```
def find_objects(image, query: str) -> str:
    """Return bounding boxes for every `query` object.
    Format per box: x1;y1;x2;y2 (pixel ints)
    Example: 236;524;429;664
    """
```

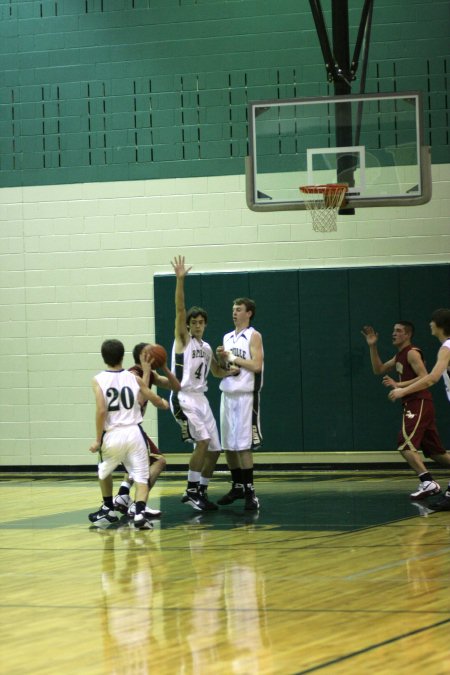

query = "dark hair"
186;306;208;326
397;321;415;337
132;342;149;365
101;339;125;367
233;297;256;321
431;308;450;336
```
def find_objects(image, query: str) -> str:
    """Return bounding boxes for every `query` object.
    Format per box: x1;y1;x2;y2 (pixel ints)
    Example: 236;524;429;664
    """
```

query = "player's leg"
113;472;134;514
239;448;259;511
124;427;153;529
217;394;246;505
420;415;450;509
177;394;220;511
196;409;221;509
398;400;441;499
179;439;211;510
199;450;220;509
149;454;167;489
89;430;126;526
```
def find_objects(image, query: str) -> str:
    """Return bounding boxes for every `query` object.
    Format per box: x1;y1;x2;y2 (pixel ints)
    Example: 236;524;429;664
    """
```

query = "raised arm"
361;325;395;375
171;255;192;352
389;344;450;401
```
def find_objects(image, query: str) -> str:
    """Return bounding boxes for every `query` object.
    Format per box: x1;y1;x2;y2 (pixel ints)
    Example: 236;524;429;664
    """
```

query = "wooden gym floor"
1;472;449;675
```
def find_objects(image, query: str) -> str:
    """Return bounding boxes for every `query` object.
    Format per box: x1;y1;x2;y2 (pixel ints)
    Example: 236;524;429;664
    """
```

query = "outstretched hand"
171;255;192;278
361;325;378;346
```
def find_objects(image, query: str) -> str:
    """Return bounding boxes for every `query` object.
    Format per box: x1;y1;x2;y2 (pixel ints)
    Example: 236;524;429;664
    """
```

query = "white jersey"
442;338;450;402
171;335;212;394
95;369;143;431
220;326;263;394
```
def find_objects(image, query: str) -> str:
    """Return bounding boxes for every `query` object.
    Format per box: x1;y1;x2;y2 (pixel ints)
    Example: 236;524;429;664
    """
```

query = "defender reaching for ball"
88;339;170;530
113;341;180;518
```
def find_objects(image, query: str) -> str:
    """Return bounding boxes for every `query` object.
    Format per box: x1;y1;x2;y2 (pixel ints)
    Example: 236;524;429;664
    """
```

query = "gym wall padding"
155;263;450;453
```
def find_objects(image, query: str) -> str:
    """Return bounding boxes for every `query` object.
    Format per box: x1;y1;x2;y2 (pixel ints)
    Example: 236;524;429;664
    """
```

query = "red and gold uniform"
395;345;445;455
129;364;163;465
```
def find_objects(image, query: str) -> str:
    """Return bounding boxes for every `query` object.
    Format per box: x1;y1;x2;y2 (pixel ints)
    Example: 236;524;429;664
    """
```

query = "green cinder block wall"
1;0;449;187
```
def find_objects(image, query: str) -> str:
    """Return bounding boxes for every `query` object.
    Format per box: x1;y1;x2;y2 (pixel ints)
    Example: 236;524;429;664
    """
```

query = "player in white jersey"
204;297;264;511
169;256;236;512
88;339;169;529
389;308;450;511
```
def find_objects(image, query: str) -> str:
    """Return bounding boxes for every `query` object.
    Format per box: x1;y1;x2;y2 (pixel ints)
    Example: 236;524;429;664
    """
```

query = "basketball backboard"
246;92;431;212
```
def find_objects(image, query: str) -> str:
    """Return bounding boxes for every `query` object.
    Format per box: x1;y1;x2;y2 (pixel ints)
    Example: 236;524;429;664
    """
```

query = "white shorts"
220;391;262;452
98;425;150;484
170;391;221;452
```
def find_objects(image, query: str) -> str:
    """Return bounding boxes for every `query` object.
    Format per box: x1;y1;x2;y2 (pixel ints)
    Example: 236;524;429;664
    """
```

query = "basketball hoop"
299;184;348;232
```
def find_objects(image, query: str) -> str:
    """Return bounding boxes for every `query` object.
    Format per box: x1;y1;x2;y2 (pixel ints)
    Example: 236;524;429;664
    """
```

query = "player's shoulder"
249;326;262;340
408;345;423;357
201;339;212;353
120;369;140;384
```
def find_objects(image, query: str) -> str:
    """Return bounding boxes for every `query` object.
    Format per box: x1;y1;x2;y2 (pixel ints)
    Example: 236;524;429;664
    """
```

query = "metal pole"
332;0;355;213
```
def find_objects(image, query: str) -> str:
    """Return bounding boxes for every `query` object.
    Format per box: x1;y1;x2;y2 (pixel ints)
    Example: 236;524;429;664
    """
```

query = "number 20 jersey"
95;369;143;431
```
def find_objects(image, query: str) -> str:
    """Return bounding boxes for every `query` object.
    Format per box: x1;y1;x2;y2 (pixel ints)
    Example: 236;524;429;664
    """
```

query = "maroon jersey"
128;365;155;414
128;365;162;462
395;345;432;403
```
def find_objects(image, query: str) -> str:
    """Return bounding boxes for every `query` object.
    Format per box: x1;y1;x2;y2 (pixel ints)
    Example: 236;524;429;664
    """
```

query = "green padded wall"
155;263;450;453
1;0;449;187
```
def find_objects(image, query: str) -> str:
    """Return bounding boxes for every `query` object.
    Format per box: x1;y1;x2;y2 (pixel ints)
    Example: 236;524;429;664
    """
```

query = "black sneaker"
182;489;208;512
198;488;219;511
217;484;245;505
88;506;119;527
244;487;260;511
430;492;450;511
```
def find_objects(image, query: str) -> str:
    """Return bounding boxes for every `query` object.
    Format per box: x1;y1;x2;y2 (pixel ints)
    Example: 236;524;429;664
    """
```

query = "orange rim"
300;183;348;195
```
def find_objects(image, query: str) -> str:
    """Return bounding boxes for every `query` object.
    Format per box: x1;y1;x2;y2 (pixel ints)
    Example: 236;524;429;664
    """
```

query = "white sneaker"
113;494;133;514
133;512;154;530
410;480;441;500
127;502;161;517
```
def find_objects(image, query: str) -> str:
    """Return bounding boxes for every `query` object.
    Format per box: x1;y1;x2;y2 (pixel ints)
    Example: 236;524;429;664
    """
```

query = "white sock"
188;470;201;483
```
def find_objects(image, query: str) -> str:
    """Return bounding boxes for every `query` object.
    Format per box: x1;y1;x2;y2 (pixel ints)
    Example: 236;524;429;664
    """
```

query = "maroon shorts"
144;433;165;466
397;398;445;456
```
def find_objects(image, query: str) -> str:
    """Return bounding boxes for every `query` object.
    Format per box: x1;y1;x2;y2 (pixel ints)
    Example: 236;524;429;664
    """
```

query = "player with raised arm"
361;322;450;500
169;255;235;512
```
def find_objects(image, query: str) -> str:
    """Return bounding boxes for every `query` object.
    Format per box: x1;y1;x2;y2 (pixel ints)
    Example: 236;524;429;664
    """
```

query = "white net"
300;184;348;232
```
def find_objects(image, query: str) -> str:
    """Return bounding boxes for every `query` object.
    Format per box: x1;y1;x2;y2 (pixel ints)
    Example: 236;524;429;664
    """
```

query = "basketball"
147;343;167;369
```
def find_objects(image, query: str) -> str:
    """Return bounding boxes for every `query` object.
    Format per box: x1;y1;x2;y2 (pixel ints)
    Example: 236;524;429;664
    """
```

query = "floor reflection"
98;522;273;674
